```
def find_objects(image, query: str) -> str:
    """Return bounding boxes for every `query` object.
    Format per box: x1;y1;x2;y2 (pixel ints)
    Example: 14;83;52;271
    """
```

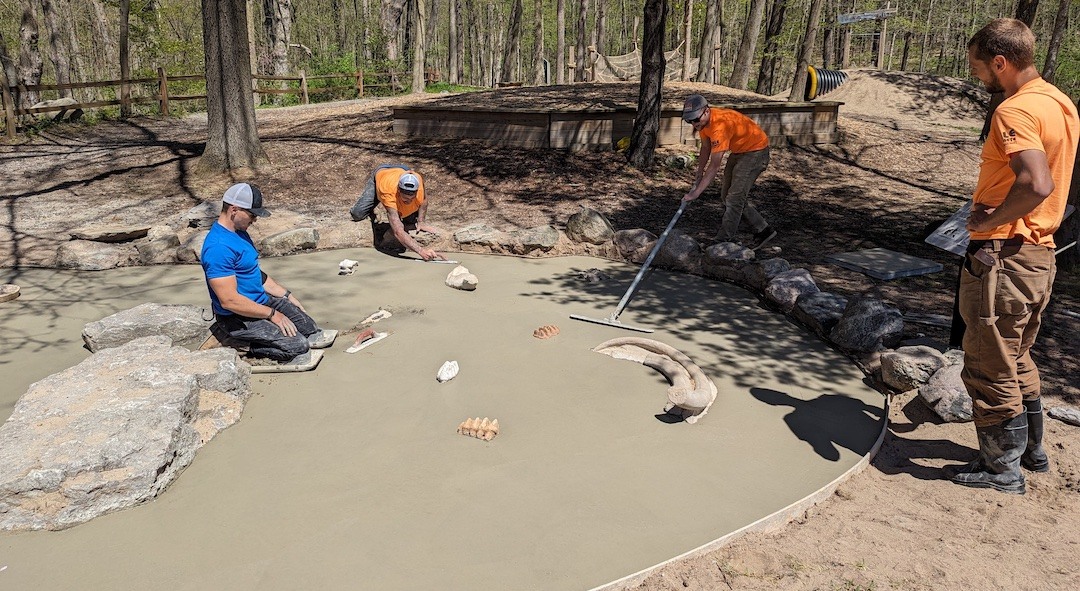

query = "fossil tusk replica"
592;337;718;424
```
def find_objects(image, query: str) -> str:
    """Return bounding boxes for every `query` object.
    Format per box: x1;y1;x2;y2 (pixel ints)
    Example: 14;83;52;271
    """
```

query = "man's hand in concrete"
271;310;298;337
418;247;446;261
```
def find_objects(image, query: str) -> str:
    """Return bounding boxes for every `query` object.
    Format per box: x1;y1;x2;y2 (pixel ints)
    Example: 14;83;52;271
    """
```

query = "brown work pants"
959;241;1056;427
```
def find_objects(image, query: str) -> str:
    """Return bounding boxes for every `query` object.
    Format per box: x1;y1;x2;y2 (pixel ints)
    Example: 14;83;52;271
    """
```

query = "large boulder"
830;296;904;353
613;229;656;263
565;207;614;245
179;202;219;228
259;228;319;256
0;336;251;531
136;227;182;264
919;364;973;423
764;269;819;313
454;223;504;247
55;240;138;271
69;224;150;243
881;346;948;392
82;303;213;352
793;292;848;337
655;230;702;273
509;225;560;253
702;242;754;282
744;257;791;291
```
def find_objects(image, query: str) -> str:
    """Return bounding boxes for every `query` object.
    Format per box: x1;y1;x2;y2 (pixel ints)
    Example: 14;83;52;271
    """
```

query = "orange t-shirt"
972;78;1079;247
375;168;426;218
698;108;770;154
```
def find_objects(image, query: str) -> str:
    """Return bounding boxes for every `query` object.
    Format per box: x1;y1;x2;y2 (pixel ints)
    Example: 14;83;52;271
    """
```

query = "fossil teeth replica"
592;337;718;424
436;360;459;382
532;324;560;339
457;417;499;440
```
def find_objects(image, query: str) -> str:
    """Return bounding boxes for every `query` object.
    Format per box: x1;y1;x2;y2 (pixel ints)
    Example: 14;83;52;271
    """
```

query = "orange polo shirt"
698;108;770;154
375;168;425;218
972;78;1079;247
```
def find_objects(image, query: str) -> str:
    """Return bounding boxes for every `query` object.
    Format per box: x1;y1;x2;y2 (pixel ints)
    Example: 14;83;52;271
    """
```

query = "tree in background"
727;0;765;89
499;0;523;84
556;0;566;84
787;0;823;103
411;0;426;92
17;0;42;108
532;0;544;84
694;0;723;84
198;0;266;173
627;0;666;168
1040;0;1070;83
756;0;787;96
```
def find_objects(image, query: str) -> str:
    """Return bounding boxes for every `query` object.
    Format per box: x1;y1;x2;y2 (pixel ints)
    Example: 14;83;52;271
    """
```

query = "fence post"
355;70;363;98
300;70;309;105
157;68;170;116
2;83;15;139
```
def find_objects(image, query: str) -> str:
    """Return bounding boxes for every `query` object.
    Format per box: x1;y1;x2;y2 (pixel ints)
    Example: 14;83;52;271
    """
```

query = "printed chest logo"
1001;128;1017;145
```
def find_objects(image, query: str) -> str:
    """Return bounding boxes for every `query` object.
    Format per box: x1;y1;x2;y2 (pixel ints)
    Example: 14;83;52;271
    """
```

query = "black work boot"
943;413;1027;495
1021;398;1050;472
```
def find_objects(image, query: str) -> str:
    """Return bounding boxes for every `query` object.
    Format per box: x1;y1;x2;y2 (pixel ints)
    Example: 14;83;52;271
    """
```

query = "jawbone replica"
592;337;718;424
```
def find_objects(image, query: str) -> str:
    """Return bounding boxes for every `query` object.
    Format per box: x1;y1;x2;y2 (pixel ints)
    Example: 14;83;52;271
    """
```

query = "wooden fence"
1;69;405;139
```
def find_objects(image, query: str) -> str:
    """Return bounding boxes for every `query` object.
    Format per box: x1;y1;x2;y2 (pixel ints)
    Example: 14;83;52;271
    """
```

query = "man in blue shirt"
201;183;335;363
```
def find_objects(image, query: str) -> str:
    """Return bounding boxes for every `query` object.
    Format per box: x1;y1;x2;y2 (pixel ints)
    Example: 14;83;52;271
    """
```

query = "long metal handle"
608;200;689;321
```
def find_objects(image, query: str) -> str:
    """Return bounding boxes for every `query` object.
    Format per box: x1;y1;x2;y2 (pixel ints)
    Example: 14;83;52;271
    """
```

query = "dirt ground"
2;70;1078;590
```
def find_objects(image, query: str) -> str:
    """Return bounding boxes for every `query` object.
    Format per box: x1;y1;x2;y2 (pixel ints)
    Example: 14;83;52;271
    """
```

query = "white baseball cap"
398;173;420;192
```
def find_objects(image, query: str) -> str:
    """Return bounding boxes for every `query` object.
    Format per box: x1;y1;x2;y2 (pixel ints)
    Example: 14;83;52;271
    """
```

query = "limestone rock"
183;230;210;261
0;336;251;531
830;296;904;353
943;348;965;366
69;224;150;243
509;225;560;253
613;229;656;263
793;292;848;337
744;257;791;291
454;223;503;246
1048;406;1080;427
179;202;219;228
702;242;754;282
136;232;182;265
445;265;478;291
655;230;702;273
764;269;819;313
565;207;615;245
259;228;319;256
56;240;138;271
881;346;948;392
919;364;973;422
82;303;214;352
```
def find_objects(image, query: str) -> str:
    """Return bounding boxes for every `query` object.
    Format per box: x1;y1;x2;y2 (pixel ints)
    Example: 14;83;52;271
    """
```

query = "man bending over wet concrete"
201;183;336;364
350;164;447;261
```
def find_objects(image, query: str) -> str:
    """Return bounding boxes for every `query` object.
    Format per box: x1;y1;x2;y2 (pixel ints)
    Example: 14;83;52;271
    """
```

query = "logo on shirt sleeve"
1001;128;1017;145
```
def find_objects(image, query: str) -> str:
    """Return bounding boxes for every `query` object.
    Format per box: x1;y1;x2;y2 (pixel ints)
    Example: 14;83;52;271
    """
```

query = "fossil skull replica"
592;337;718;424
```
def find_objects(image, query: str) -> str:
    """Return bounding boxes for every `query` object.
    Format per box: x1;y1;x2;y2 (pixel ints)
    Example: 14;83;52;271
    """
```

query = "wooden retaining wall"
393;101;842;151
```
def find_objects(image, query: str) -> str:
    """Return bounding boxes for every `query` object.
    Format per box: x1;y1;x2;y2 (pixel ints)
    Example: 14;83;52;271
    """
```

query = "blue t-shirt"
200;221;269;316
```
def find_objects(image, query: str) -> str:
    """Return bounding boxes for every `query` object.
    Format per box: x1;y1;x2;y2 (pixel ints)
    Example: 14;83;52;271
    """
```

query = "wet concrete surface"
0;249;885;590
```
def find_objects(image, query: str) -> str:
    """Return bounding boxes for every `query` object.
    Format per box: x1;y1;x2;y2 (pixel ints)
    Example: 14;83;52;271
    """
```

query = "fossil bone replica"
457;417;499;440
436;360;459;382
338;259;360;275
592;337;718;424
532;324;560;339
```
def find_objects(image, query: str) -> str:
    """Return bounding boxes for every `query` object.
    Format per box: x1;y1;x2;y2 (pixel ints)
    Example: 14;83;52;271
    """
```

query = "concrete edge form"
589;395;892;591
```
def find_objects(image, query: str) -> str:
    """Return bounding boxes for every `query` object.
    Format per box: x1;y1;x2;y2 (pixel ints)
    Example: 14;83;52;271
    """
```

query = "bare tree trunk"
449;0;459;83
840;25;850;68
627;0;666;169
1014;0;1039;27
1041;0;1069;83
900;31;911;71
595;0;606;55
19;0;43;108
727;0;765;89
267;0;293;77
382;0;408;61
788;0;823;102
694;0;720;83
412;0;426;91
89;0;112;81
680;0;692;81
500;0;523;84
575;0;588;82
0;31;17;89
919;0;933;72
198;0;267;174
556;0;566;83
247;0;261;105
119;0;130;115
756;0;786;96
533;0;545;84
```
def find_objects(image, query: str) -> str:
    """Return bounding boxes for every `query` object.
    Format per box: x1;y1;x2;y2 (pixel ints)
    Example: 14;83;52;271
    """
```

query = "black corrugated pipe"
804;66;849;100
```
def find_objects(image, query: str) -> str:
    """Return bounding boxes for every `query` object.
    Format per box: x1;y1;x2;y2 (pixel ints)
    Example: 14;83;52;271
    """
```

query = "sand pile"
821;68;988;126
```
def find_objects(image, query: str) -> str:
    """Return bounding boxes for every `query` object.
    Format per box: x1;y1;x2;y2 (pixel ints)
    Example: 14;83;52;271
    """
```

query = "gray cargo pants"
214;295;319;361
716;147;770;242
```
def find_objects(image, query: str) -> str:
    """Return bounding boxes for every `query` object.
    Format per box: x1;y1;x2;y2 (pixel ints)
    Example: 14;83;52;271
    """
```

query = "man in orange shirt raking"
681;94;776;250
943;18;1079;495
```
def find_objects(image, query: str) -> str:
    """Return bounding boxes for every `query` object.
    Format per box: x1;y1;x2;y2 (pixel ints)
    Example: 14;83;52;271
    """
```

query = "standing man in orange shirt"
944;18;1079;495
681;94;776;249
350;164;447;261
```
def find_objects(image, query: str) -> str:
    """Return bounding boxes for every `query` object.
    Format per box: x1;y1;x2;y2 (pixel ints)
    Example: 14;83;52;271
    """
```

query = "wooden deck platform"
393;100;842;151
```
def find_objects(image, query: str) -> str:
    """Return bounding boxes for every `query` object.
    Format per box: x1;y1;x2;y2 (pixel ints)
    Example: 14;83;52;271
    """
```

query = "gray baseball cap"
682;95;709;122
222;183;271;217
398;173;420;192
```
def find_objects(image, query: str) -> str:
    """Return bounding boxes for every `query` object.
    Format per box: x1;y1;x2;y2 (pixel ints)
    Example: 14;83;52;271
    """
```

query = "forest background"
1;0;1078;118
